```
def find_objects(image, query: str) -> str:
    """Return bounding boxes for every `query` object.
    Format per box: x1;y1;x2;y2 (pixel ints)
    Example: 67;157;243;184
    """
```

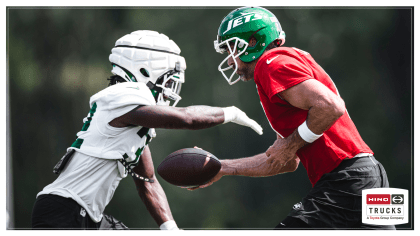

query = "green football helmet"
214;6;286;85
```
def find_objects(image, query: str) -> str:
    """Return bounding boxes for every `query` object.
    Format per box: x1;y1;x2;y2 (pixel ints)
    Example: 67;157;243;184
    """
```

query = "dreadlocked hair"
107;75;127;86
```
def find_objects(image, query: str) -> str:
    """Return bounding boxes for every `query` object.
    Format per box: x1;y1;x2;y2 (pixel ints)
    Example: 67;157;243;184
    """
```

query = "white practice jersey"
37;82;157;222
70;82;156;161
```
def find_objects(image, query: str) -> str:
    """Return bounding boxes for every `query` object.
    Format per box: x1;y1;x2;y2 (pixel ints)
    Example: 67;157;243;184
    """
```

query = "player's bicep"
277;79;341;111
111;105;190;128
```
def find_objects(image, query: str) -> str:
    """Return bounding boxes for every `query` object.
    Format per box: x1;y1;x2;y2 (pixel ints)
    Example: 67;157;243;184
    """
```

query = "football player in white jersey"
31;30;263;229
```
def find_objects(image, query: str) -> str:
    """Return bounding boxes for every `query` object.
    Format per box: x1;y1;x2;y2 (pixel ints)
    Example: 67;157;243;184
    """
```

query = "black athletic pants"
32;194;101;229
275;155;396;229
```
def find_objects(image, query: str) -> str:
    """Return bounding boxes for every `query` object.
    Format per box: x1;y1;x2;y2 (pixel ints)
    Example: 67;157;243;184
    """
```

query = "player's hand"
278;155;300;173
186;170;224;191
185;158;225;191
265;138;298;171
222;106;263;135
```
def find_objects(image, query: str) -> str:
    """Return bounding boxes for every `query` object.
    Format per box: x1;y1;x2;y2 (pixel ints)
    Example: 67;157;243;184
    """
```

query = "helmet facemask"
214;37;249;85
153;67;184;107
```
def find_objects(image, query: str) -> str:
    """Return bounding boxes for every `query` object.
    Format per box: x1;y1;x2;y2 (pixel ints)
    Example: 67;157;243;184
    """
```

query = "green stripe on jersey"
81;102;97;131
71;138;84;148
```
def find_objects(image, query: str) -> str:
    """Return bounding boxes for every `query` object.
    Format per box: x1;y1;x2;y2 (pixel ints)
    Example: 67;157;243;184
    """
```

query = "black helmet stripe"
114;45;180;56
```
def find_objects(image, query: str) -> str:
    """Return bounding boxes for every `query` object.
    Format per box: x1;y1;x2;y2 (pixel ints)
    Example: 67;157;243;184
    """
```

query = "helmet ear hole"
248;37;257;47
140;68;150;78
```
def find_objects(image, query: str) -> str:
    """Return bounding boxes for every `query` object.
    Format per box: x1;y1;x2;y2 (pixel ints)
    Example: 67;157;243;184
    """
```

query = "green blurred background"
7;7;412;229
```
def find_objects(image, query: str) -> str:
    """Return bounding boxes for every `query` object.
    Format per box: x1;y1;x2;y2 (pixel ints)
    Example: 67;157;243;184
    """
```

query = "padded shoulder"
90;82;156;110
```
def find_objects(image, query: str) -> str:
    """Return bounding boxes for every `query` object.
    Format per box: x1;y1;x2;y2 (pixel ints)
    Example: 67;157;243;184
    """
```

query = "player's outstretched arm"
132;146;178;230
109;105;263;135
188;151;299;190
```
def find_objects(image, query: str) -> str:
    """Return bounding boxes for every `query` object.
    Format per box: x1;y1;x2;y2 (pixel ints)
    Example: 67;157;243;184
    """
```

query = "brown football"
157;148;221;187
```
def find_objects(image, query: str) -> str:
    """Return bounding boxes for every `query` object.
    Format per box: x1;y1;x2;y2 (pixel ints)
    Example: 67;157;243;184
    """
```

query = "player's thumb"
248;119;263;135
187;182;211;191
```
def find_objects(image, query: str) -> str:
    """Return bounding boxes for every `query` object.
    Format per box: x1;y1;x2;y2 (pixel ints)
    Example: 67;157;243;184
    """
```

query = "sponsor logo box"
362;188;408;225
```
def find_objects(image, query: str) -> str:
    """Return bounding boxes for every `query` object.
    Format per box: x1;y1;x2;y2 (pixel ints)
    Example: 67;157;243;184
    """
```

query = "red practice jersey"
254;47;373;186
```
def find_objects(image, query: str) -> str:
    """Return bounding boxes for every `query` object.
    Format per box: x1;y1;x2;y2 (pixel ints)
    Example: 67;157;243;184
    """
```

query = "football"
157;148;222;187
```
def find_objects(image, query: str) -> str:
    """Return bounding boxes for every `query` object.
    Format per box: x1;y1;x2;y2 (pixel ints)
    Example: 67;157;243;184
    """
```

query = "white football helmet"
109;30;186;106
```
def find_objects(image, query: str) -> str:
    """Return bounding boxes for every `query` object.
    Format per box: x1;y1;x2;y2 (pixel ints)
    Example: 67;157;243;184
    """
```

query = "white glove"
222;106;263;135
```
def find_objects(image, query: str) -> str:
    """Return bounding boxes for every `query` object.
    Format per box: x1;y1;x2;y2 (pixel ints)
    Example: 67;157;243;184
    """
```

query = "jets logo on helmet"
109;30;186;106
214;7;286;85
222;12;263;34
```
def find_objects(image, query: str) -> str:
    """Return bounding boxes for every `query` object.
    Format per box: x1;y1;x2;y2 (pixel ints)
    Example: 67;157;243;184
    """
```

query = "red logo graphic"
366;194;391;204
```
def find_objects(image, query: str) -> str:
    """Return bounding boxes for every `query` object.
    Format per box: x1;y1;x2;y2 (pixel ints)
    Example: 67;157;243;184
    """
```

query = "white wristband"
221;107;235;124
159;220;179;230
297;121;323;143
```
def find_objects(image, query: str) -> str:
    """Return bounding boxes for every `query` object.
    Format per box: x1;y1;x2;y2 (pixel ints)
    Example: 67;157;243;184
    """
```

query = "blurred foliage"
7;7;412;229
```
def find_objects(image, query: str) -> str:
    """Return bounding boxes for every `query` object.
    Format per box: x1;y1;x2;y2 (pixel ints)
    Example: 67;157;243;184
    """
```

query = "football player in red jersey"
191;7;395;229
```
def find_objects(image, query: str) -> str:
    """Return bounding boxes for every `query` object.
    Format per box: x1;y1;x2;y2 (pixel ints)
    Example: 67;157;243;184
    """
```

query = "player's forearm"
183;106;225;130
185;106;263;135
136;179;174;226
220;152;296;177
305;96;345;135
283;129;307;153
283;101;344;153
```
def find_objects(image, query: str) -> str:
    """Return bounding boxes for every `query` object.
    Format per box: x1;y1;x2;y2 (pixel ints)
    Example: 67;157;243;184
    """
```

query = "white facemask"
214;37;249;85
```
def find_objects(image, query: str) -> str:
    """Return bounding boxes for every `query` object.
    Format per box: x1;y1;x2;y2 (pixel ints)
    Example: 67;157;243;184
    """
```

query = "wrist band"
159;220;179;230
221;107;235;124
297;121;323;143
